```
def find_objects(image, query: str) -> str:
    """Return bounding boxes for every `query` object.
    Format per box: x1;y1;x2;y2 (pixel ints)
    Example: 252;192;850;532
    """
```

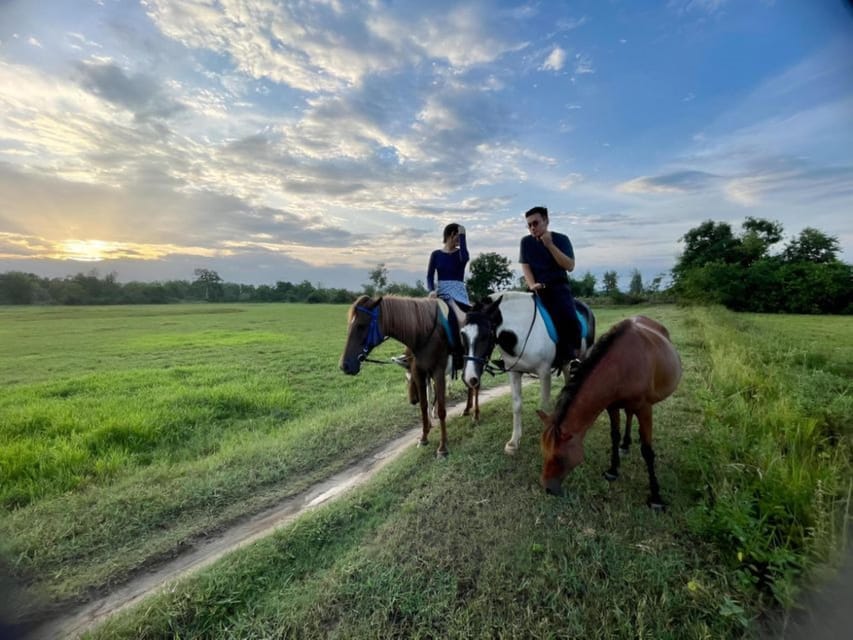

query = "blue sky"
0;0;851;291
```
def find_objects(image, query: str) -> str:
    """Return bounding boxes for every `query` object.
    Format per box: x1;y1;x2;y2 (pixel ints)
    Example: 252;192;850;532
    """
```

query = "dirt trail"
27;384;517;640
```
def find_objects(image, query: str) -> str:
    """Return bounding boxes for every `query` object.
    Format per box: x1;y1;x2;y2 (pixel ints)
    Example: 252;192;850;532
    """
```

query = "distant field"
1;303;850;638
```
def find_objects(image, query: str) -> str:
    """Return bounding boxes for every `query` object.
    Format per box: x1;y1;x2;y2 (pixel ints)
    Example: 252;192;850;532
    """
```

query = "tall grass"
683;307;852;605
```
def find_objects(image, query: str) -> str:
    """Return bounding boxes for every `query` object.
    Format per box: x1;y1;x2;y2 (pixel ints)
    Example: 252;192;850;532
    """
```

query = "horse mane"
379;296;440;345
549;319;632;439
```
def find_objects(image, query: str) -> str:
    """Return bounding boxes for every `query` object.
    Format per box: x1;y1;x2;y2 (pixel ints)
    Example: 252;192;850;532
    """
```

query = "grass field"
1;303;850;637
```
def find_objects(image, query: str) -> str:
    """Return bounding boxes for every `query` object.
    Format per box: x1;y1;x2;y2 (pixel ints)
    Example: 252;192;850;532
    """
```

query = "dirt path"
27;383;518;640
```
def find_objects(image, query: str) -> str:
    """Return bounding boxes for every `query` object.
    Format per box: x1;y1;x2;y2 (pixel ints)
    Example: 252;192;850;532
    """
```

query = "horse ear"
535;409;551;426
369;296;383;308
482;296;501;318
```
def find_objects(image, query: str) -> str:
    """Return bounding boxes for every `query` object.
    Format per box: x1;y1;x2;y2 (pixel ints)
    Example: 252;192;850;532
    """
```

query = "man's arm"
541;232;575;272
521;263;543;291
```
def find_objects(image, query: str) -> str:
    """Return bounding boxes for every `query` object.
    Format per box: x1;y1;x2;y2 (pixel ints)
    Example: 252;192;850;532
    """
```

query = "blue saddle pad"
533;296;587;345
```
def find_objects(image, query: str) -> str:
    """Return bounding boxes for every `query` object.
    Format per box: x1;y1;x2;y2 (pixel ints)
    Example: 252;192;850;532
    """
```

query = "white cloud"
540;46;567;72
573;52;594;75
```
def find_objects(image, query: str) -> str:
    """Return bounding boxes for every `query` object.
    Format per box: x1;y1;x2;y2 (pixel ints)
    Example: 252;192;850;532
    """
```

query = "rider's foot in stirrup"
391;354;411;369
568;358;582;378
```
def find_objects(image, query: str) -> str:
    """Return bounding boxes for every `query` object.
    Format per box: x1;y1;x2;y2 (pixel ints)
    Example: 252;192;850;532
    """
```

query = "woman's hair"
443;223;461;242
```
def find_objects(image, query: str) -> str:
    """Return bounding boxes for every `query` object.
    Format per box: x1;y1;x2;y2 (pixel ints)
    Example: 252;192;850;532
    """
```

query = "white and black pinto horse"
460;291;595;454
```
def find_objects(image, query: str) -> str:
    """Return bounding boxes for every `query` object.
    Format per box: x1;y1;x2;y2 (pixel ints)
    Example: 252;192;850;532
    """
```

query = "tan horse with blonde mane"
538;316;682;508
340;295;457;457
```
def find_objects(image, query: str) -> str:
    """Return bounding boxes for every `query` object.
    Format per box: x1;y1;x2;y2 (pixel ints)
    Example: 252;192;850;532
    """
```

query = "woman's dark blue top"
427;234;469;291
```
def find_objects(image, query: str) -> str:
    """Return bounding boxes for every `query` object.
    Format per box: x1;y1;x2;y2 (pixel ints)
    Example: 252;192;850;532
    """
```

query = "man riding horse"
519;206;582;370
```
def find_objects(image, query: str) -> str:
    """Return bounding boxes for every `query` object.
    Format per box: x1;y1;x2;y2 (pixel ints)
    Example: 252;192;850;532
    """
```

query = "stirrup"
567;358;582;377
491;358;506;372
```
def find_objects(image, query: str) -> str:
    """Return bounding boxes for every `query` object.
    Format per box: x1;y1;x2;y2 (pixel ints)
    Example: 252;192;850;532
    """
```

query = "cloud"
75;60;186;121
144;0;523;93
668;0;729;15
573;52;594;75
540;46;567;72
617;170;720;194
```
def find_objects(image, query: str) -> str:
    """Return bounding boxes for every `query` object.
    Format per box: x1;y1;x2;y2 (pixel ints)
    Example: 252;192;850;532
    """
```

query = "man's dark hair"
525;206;549;220
443;223;461;242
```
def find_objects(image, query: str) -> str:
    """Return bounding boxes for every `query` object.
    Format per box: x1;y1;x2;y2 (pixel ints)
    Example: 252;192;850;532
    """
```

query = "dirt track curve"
26;384;517;640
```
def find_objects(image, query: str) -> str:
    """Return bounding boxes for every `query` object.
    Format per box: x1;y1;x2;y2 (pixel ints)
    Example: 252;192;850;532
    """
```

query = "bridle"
354;304;388;364
461;317;500;376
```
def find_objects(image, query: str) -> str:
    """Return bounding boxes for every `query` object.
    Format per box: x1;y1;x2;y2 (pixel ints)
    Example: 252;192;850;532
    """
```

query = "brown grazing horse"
340;295;456;457
538;316;682;508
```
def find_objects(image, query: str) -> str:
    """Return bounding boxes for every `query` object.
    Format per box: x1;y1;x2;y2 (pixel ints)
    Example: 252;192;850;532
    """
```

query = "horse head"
460;296;501;388
537;408;585;497
339;295;383;375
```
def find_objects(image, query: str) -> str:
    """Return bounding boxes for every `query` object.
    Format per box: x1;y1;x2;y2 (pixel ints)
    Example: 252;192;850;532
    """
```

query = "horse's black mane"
551;319;631;434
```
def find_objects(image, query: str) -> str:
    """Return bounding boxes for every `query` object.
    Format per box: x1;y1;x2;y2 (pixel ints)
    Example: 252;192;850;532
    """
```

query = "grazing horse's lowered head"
538;316;682;508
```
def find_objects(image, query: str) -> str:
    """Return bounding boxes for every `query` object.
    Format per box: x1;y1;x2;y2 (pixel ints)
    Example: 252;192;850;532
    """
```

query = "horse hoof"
647;498;667;512
504;443;518;456
436;450;449;459
462;409;470;416
603;471;618;482
417;439;429;447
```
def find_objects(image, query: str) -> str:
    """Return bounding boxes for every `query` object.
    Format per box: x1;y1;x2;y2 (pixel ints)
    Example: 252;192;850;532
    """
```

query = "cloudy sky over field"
1;0;851;290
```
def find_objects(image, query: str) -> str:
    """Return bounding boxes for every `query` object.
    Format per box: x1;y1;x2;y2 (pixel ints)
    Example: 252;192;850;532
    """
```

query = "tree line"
0;219;848;313
671;218;850;314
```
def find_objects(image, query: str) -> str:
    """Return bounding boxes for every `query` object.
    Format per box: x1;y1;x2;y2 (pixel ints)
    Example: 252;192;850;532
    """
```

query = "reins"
500;296;539;372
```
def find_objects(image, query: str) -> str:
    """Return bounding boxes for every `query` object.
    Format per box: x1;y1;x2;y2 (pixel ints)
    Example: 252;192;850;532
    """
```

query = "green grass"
0;303;503;614
2;303;850;638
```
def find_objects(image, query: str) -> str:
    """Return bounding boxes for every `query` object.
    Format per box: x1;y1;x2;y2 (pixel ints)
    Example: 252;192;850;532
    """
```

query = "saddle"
532;295;587;370
436;299;465;377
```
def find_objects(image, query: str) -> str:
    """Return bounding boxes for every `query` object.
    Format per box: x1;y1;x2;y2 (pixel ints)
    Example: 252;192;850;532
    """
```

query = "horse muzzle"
543;478;564;497
340;357;362;375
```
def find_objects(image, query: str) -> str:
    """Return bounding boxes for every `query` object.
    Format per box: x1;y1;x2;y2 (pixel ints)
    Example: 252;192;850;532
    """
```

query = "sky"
1;0;852;291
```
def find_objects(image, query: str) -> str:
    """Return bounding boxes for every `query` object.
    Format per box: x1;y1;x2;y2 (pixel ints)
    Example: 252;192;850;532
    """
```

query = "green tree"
628;269;643;296
673;220;740;280
466;252;514;301
782;228;840;264
365;263;389;295
193;268;223;301
602;270;619;296
570;271;597;297
739;217;783;266
0;272;36;304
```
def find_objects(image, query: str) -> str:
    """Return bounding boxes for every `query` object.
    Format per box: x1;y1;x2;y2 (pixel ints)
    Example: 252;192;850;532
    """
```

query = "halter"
461;317;499;376
355;305;388;362
462;352;499;376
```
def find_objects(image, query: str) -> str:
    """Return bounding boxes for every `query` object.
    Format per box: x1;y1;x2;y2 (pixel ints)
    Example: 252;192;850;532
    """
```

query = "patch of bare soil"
25;384;515;640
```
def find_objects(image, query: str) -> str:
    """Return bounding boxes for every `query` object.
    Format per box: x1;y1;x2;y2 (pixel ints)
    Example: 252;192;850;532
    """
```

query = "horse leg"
539;367;552;410
433;373;449;458
505;371;524;454
473;387;480;424
620;410;633;456
463;384;473;417
603;405;621;481
414;369;431;446
637;405;665;510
